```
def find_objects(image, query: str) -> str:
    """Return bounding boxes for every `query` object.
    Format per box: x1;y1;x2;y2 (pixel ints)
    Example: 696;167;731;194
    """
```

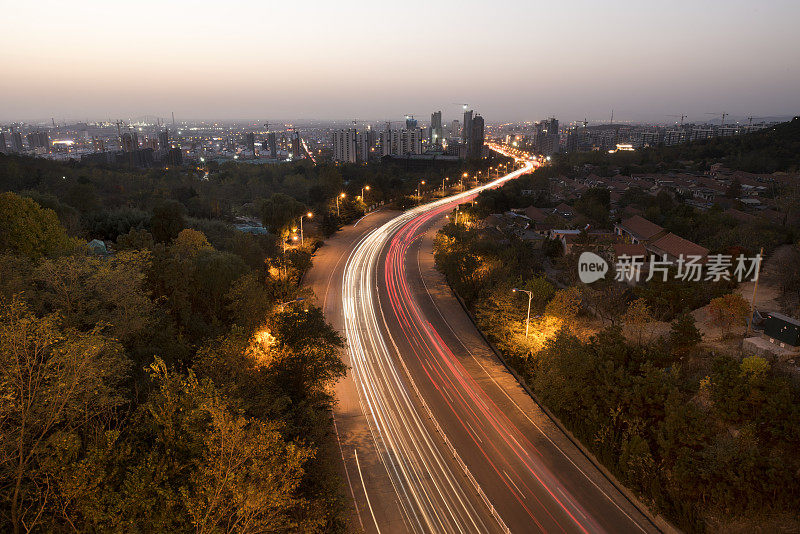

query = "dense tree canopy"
0;191;77;258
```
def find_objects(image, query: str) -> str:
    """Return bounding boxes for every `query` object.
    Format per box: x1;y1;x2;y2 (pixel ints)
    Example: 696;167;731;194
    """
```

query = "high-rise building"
26;131;50;149
430;111;443;146
450;120;461;140
533;118;559;155
462;109;473;146
405;116;418;130
467;114;484;159
267;132;277;158
380;128;422;156
158;129;170;150
11;131;24;152
332;129;357;163
245;132;256;155
291;132;301;159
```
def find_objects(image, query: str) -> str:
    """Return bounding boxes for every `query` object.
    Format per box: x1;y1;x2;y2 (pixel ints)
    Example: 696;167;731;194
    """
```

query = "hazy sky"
1;0;798;123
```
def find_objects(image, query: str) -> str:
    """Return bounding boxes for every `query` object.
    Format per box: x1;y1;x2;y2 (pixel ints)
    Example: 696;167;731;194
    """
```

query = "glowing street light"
300;211;312;245
417;180;426;198
361;184;370;200
336;192;346;217
512;288;533;337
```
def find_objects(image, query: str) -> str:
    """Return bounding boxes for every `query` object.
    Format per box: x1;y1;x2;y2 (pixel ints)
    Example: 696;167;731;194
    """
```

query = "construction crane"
666;114;688;126
746;116;765;127
706;112;728;126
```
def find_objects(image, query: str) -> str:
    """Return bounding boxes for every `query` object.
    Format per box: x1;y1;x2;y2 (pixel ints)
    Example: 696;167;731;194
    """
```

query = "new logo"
578;252;608;283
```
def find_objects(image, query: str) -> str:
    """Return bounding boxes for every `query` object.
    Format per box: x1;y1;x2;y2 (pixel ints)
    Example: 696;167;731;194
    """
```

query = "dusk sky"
2;0;798;123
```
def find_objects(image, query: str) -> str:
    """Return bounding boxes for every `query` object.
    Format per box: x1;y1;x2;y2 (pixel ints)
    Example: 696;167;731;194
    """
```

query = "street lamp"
417;180;426;198
442;176;449;191
300;211;312;245
361;184;370;200
512;288;533;338
336;192;346;217
278;296;305;312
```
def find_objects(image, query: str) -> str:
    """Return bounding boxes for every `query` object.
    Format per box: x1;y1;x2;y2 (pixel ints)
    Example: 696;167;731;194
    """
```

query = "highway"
306;153;661;534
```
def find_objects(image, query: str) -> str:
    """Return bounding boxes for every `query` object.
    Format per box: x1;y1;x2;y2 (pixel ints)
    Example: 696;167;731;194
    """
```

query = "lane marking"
355;449;382;534
414;222;653;533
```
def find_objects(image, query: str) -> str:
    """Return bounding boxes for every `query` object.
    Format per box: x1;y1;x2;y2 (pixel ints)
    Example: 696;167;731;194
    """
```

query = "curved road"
307;159;661;533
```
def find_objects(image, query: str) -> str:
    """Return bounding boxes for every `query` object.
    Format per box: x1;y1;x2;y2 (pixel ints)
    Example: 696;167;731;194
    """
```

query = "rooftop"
617;215;665;240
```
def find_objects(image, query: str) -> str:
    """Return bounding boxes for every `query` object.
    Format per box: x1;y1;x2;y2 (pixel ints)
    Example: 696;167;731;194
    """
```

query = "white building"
332;129;356;163
379;128;422;156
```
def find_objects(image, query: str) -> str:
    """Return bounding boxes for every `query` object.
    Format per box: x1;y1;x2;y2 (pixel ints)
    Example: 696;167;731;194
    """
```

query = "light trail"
342;156;531;533
337;144;657;533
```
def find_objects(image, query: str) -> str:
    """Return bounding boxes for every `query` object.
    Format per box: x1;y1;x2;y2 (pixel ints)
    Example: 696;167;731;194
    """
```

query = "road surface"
306;163;661;534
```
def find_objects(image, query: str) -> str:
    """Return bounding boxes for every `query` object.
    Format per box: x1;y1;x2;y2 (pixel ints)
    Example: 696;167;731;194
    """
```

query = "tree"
0;298;128;534
707;293;750;337
0;192;77;258
116;228;155;250
269;307;346;395
545;287;580;323
623;298;655;346
258;194;305;237
669;311;703;355
150;200;186;243
172;228;213;257
134;360;314;533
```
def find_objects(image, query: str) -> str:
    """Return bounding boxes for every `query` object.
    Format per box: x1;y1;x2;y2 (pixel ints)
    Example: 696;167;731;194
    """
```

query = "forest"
0;146;503;531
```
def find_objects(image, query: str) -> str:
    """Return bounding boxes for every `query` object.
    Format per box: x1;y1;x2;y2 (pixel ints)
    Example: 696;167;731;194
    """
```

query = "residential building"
245;132;255;155
614;215;667;244
380;128;422;156
332;128;357;163
467;114;484;159
267;132;277;158
646;232;708;263
430;111;443;146
26;131;50;149
11;131;24;152
463;109;473;146
450;120;461;140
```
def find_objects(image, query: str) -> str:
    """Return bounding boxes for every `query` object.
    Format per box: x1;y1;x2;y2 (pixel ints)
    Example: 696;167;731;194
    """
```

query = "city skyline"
1;0;798;123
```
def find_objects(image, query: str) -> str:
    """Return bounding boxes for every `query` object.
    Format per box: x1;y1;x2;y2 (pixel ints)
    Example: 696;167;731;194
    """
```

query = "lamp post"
512;288;533;337
278;296;305;312
300;211;312;245
336;193;345;217
361;184;370;200
442;176;449;191
417;180;425;199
